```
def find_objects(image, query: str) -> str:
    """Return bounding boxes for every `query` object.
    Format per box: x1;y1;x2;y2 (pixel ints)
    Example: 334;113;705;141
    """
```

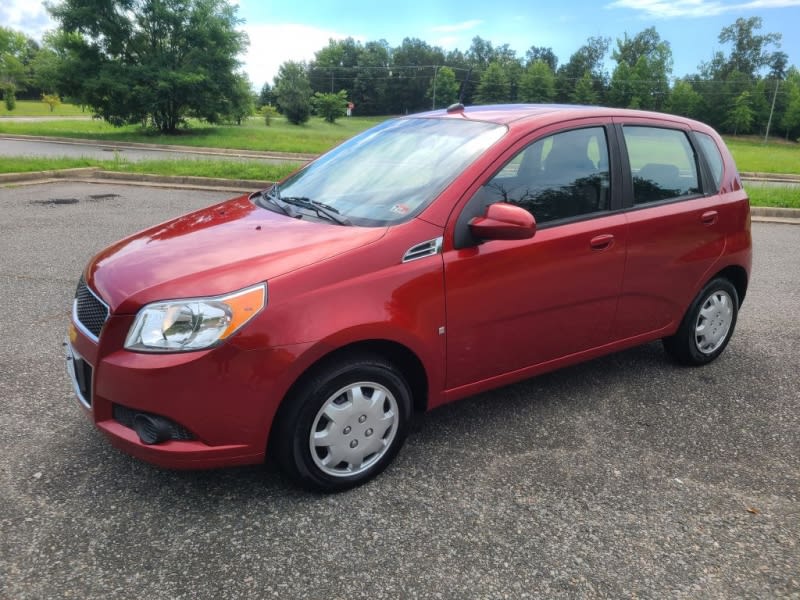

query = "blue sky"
237;0;800;86
4;0;799;88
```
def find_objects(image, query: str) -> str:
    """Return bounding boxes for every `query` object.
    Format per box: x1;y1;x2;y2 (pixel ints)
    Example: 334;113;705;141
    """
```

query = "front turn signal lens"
124;284;266;353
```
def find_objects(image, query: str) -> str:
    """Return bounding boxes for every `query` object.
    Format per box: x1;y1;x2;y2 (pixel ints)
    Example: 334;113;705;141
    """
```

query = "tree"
309;37;362;102
518;60;555;103
611;28;672;110
260;104;278;126
557;36;609;103
780;69;800;140
718;17;782;79
668;80;702;118
274;61;312;124
607;61;635;108
725;91;754;134
41;93;62;112
427;66;459;108
4;88;16;110
312;90;348;123
353;40;391;115
475;62;510;104
47;0;248;132
257;82;274;108
389;38;445;114
571;71;598;104
225;74;254;125
525;46;558;72
0;27;31;102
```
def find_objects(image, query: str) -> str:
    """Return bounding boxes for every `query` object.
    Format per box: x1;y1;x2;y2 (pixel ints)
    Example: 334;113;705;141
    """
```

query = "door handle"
590;234;615;250
701;210;718;225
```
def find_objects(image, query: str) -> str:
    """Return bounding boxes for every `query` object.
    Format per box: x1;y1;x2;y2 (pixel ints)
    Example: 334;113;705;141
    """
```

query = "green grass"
0;100;89;117
0;156;299;182
744;185;800;209
725;137;800;175
0;115;383;154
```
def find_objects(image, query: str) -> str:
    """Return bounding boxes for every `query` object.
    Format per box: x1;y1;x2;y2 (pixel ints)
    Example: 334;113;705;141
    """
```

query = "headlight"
124;284;266;352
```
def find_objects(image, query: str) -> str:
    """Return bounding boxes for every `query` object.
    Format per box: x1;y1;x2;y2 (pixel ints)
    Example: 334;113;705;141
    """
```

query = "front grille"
74;276;109;339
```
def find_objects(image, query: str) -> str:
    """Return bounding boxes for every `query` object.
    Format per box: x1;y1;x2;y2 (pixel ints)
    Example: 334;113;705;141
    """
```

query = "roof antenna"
447;68;471;113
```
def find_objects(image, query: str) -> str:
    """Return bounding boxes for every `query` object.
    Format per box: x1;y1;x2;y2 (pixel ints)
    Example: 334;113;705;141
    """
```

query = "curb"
2;168;798;224
741;171;800;184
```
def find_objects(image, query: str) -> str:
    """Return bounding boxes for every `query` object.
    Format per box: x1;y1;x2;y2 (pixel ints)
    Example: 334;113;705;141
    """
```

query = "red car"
66;105;751;491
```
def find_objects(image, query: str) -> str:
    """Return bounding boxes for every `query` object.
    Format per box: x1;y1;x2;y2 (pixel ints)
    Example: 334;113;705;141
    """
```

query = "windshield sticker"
390;204;410;215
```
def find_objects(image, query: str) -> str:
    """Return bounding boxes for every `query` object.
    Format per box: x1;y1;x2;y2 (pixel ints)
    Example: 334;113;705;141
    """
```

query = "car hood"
88;195;386;313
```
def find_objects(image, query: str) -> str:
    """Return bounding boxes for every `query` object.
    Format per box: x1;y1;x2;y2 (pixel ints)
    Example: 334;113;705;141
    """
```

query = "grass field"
0;115;383;154
1;116;798;173
744;185;800;209
1;114;798;209
725;137;800;175
0;156;299;182
1;157;796;209
0;100;89;117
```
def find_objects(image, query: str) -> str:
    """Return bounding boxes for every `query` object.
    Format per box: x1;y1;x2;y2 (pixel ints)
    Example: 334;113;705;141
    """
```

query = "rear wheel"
663;278;739;366
273;355;412;492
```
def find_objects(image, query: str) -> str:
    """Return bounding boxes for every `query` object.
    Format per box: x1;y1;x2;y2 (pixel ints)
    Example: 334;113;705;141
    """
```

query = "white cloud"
0;0;55;39
432;35;460;49
430;19;482;33
606;0;800;18
241;23;360;88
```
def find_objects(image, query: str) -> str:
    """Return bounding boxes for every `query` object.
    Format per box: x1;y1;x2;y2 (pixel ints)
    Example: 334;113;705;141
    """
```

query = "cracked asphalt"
0;182;798;599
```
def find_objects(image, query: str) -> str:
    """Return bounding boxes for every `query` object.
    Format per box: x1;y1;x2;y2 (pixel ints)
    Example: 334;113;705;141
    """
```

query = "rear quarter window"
623;126;701;205
695;132;724;191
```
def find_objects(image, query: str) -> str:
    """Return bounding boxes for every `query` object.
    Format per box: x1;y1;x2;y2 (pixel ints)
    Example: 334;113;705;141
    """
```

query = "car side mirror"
468;203;536;241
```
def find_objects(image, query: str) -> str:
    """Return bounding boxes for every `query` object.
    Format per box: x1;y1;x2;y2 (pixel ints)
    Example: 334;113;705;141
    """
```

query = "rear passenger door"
612;119;726;341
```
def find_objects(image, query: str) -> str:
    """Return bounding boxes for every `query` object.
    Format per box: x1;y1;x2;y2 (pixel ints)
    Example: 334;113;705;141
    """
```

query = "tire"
272;355;412;492
663;277;739;366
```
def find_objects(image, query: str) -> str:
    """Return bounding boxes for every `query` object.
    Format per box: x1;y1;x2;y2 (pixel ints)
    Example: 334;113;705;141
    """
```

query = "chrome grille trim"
73;277;109;342
402;236;443;263
65;341;92;410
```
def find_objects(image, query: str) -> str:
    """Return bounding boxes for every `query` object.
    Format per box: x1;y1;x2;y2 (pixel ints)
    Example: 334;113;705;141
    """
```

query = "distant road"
0;136;310;164
0;116;93;122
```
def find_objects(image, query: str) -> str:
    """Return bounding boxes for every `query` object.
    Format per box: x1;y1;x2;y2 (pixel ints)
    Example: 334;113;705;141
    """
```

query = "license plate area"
66;341;93;409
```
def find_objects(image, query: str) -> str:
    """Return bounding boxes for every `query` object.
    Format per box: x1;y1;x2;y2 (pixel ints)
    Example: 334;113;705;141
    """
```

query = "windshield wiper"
252;187;301;219
279;196;351;226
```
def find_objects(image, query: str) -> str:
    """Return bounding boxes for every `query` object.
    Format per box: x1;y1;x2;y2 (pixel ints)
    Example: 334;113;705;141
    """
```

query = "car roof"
412;103;704;130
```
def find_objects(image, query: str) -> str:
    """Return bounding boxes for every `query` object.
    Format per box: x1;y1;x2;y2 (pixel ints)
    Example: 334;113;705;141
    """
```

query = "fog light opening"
133;413;173;445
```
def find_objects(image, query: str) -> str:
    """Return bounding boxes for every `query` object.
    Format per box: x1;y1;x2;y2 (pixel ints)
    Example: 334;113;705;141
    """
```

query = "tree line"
1;0;253;131
267;17;800;140
1;2;799;140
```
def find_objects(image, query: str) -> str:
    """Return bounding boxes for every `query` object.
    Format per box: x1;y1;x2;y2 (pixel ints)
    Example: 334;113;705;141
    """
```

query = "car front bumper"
65;316;309;470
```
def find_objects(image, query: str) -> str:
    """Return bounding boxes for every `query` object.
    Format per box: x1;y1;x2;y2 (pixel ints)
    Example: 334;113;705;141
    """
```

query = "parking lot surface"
0;182;798;599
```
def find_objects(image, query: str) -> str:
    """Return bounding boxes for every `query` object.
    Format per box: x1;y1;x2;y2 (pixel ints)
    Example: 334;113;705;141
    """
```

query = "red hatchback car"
67;105;751;491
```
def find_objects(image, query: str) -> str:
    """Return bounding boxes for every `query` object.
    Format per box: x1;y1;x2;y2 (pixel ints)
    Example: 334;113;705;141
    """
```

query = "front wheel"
273;355;412;492
663;278;739;366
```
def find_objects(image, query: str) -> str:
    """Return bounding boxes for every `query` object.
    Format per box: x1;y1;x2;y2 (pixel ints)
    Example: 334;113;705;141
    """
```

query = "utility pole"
764;79;780;143
432;65;439;110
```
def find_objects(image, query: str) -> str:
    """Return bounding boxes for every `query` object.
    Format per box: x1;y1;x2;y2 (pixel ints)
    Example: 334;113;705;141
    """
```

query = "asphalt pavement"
0;182;798;599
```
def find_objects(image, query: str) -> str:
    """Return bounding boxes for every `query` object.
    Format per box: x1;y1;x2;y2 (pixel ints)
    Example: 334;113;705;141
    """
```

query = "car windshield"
270;117;507;226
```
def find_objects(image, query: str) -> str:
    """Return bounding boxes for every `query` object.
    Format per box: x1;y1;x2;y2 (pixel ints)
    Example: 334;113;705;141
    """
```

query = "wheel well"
279;340;429;417
713;265;748;305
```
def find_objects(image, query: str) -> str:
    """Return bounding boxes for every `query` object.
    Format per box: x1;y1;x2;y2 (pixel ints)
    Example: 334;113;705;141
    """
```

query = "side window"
478;127;611;224
695;132;724;191
623;126;701;204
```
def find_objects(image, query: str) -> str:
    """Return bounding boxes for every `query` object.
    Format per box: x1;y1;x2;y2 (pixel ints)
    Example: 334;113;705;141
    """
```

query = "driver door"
443;124;628;389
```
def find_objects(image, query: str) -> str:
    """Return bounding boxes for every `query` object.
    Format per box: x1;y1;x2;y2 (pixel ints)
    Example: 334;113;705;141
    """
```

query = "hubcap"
309;382;399;478
694;290;734;355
